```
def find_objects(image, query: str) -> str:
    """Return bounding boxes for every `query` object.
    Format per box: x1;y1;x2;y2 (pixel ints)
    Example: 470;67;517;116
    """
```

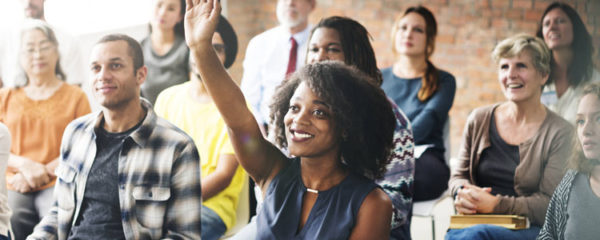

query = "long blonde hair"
568;83;600;174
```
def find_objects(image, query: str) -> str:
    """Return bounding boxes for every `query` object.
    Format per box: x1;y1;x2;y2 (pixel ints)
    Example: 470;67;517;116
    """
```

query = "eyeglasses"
213;44;225;53
22;45;55;56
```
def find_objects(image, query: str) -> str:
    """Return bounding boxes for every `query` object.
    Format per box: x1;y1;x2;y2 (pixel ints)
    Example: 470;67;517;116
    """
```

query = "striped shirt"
28;99;202;240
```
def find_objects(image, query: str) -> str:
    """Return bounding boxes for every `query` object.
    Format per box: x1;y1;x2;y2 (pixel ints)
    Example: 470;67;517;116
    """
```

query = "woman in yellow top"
0;20;91;240
155;15;244;240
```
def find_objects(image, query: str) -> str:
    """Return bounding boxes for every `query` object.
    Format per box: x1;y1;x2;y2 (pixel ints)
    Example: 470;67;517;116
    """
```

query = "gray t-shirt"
564;173;600;240
140;35;189;105
68;120;142;240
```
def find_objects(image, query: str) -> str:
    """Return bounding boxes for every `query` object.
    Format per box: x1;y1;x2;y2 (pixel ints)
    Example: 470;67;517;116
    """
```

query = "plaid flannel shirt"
28;100;202;240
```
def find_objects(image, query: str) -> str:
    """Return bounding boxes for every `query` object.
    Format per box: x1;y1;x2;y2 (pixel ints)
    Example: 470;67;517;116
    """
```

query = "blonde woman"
448;34;573;239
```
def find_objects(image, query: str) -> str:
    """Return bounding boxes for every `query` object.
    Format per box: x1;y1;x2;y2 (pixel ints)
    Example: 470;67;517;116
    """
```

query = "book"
449;214;530;230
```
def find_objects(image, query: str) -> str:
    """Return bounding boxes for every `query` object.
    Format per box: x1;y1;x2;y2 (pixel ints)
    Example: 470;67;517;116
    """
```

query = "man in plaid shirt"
27;34;202;240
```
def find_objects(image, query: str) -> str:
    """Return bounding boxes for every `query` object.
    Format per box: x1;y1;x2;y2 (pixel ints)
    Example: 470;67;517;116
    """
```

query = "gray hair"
17;19;65;87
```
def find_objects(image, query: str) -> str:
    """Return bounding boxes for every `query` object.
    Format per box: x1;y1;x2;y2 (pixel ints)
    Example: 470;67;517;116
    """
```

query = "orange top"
0;83;91;191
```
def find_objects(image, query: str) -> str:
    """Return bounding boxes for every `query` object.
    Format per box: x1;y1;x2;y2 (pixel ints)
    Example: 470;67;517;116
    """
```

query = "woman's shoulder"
543;109;575;133
61;83;88;98
467;104;499;123
437;69;456;80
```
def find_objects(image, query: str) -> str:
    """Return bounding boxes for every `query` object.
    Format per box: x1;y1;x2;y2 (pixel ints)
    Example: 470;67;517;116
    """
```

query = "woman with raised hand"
382;6;456;202
0;20;90;240
447;34;573;240
537;2;600;123
184;0;394;239
155;14;244;240
537;83;600;240
140;0;189;105
306;16;414;239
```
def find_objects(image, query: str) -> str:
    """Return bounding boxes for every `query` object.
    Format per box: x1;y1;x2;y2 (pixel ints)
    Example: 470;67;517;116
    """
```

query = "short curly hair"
269;61;396;179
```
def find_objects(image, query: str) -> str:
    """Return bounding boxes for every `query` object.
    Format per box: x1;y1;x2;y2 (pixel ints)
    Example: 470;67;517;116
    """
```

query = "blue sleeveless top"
256;158;379;240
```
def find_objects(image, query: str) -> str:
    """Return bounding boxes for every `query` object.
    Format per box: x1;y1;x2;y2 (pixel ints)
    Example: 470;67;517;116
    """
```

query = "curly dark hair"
536;2;594;88
269;61;396;179
310;16;382;86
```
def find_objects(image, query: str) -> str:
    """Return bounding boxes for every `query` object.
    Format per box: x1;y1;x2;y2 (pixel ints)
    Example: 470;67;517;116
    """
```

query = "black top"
68;120;143;240
476;110;519;196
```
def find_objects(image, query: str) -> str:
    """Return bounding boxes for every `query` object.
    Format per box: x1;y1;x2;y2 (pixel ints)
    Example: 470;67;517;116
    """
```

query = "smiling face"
394;12;428;57
151;0;183;32
19;28;58;78
89;40;146;110
307;27;345;64
541;8;574;50
498;51;548;103
576;94;600;161
283;82;340;158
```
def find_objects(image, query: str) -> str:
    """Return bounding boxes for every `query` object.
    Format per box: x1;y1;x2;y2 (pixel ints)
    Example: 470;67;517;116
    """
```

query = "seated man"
155;15;246;240
27;34;202;240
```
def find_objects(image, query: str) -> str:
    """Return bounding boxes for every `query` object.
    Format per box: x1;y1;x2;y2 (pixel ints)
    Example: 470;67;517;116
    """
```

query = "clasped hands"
454;183;500;214
9;156;54;193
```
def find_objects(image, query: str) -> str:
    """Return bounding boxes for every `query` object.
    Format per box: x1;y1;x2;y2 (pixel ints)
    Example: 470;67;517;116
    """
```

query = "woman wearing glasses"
0;20;90;239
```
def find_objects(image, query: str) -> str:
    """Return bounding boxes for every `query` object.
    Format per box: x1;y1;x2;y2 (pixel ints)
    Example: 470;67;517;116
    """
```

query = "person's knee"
445;225;500;240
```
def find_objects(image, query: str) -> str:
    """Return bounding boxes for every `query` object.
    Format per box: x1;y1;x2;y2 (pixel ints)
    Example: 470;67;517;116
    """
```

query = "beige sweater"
449;104;574;226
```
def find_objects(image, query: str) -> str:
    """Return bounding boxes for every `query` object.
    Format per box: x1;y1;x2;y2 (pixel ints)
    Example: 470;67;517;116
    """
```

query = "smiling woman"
446;34;574;240
537;2;600;124
183;1;396;238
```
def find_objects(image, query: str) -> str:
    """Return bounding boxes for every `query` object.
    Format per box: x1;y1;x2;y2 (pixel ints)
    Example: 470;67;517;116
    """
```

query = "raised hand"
184;0;221;49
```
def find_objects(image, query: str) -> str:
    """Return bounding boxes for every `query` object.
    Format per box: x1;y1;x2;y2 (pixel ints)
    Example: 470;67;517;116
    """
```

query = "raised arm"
183;0;286;187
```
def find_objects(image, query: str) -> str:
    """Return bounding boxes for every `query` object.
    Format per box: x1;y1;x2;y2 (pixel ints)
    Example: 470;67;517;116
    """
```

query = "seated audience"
537;83;600;240
0;20;91;240
155;15;246;240
447;34;574;240
381;5;456;202
185;1;394;238
0;123;11;240
27;34;202;239
306;16;415;239
140;0;189;105
538;2;600;123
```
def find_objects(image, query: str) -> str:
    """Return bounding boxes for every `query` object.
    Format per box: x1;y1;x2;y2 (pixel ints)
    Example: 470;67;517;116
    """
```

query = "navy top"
256;158;378;240
381;67;456;153
476;110;519;197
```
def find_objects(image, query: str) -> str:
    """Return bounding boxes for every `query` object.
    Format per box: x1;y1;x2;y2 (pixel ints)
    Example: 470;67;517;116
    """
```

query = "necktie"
285;37;298;77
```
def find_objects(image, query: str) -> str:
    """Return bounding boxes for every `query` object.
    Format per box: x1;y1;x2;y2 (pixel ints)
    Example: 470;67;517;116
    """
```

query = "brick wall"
225;0;600;157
